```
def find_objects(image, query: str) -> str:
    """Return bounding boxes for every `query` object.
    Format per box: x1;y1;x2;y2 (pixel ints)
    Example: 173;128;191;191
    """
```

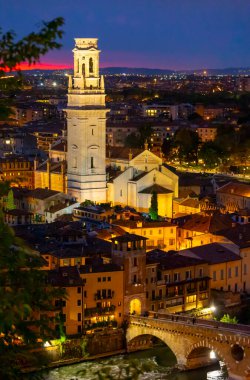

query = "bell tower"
66;38;108;203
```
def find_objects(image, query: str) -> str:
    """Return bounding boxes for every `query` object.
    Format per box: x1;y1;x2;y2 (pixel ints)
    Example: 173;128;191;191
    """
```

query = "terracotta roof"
146;249;207;269
179;198;200;209
139;184;173;194
217;182;250;198
111;233;147;242
107;146;143;160
26;188;60;200
179;212;233;233
132;171;148;181
180;243;241;265
113;220;175;229
219;224;250;249
50;140;66;152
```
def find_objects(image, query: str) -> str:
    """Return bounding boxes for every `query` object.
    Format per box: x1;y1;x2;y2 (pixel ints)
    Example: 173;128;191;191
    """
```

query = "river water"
45;346;228;380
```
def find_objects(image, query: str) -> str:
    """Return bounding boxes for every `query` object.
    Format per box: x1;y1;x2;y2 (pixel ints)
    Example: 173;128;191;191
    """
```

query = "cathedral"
36;38;179;218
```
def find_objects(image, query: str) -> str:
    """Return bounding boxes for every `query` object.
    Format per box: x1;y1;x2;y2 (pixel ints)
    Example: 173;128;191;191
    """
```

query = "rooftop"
217;182;250;198
180;243;241;264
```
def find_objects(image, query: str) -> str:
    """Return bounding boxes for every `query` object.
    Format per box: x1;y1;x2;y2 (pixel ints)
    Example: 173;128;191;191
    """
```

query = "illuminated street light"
210;305;216;312
210;350;216;359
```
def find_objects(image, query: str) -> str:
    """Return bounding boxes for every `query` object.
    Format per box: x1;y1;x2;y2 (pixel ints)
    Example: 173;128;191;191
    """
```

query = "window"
185;270;191;280
235;266;238;277
244;264;247;275
98;277;101;282
77;287;81;294
169;239;175;246
133;257;137;267
78;325;82;333
77;313;81;322
213;271;216;281
120;189;122;197
174;273;180;282
199;268;203;277
165;274;170;283
91;157;94;169
84;290;87;298
220;270;224;280
108;276;111;282
133;274;137;283
77;300;81;306
228;268;232;278
103;277;106;282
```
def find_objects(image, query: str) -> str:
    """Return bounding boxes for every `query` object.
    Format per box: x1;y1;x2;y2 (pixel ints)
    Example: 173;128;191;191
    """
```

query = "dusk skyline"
1;0;250;70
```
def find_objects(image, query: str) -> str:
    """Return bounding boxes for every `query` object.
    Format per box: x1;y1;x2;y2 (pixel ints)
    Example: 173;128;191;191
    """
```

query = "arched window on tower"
89;58;94;74
82;63;85;77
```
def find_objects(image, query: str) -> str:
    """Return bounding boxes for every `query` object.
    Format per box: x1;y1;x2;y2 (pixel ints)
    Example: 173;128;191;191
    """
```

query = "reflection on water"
45;346;228;380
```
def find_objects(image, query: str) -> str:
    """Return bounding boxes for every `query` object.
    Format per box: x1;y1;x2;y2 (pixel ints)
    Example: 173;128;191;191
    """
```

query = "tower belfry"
66;38;108;203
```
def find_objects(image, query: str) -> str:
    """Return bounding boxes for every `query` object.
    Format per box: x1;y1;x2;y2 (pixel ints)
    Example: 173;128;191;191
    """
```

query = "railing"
128;313;250;335
85;305;115;317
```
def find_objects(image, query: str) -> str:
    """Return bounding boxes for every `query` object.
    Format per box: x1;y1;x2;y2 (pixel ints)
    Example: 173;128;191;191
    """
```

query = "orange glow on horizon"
4;62;73;72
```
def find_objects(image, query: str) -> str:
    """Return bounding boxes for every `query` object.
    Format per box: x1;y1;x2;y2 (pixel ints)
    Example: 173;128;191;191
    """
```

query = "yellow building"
112;219;177;251
0;156;34;189
176;212;233;250
179;243;243;293
48;264;124;336
146;249;210;314
34;160;67;193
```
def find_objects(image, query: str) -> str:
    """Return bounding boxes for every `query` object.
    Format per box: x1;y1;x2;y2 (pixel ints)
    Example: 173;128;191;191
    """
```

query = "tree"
149;191;158;220
0;17;64;121
161;138;173;158
173;128;200;165
220;314;238;324
6;189;16;210
0;18;65;378
198;141;221;169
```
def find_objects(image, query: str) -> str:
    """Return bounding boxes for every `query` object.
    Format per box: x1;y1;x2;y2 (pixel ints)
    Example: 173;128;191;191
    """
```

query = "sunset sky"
1;0;250;70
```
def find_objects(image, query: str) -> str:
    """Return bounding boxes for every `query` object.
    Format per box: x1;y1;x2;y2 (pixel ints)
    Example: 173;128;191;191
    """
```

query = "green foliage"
6;189;16;210
173;128;199;164
125;125;153;149
149;191;158;221
0;17;64;122
80;199;95;207
0;18;64;72
198;141;222;168
0;16;65;377
220;314;238;324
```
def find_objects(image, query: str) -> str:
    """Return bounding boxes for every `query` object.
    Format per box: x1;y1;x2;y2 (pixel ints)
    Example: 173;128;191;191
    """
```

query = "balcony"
94;292;114;301
187;288;197;294
85;305;116;317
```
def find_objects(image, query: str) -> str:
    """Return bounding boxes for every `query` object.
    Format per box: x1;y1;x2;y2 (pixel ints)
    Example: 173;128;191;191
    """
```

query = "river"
45;346;228;380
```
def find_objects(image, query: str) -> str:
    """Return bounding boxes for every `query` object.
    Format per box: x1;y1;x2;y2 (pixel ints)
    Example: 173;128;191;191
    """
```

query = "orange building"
0;156;34;189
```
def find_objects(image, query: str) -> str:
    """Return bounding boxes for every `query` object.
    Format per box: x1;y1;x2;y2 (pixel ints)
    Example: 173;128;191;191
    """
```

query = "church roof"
107;146;143;160
139;184;173;194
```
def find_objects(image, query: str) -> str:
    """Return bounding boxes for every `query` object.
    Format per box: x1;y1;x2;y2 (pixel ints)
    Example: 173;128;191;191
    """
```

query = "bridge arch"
126;324;186;367
186;341;228;372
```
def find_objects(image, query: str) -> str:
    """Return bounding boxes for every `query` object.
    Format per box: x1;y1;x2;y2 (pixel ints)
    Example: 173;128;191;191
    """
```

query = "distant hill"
100;67;174;75
17;66;250;76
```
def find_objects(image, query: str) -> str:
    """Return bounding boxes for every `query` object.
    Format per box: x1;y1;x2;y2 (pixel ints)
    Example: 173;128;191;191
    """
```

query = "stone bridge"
126;313;250;380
